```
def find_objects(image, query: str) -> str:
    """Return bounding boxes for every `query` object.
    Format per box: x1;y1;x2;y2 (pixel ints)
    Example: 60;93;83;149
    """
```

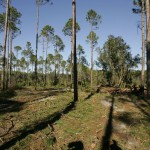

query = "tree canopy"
97;35;141;87
62;18;80;37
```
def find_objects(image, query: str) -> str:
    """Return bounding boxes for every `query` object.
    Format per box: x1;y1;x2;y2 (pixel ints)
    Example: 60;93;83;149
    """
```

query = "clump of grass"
46;136;56;146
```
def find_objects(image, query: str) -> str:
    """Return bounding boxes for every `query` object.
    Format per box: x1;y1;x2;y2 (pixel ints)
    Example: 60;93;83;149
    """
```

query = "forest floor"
0;87;149;150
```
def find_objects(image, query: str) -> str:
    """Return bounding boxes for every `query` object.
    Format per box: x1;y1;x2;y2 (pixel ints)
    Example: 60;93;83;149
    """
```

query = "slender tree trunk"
72;0;78;101
141;0;145;90
16;51;18;84
90;25;93;89
70;39;73;88
45;40;48;86
1;0;9;91
27;61;29;86
16;51;18;71
42;38;44;84
35;2;39;90
79;55;82;84
6;27;10;89
32;63;33;72
9;30;12;87
58;60;60;83
146;0;150;96
54;47;57;85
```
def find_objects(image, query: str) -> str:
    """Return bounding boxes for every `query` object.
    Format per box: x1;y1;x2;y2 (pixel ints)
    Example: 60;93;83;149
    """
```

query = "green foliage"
0;13;5;32
40;24;54;41
9;6;22;25
77;44;85;59
14;45;22;53
86;31;99;48
62;18;80;36
97;35;141;87
53;35;65;53
36;0;52;5
22;42;33;59
132;0;144;14
0;6;21;31
86;9;101;27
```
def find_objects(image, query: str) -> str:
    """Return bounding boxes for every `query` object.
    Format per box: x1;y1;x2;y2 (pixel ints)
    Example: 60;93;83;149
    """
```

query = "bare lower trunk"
9;30;12;87
141;0;145;90
91;42;93;89
72;0;78;101
70;39;73;88
146;0;150;96
6;28;10;89
42;38;44;84
90;25;93;89
35;3;39;90
2;0;9;91
45;40;48;86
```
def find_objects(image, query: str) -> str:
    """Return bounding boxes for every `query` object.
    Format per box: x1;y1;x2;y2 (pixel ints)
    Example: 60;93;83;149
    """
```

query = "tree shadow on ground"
0;90;17;98
85;92;95;100
67;141;84;150
133;101;150;119
0;101;76;149
85;87;101;100
114;112;147;126
143;98;150;106
16;89;68;104
100;94;122;150
110;140;122;150
100;94;114;150
0;99;25;115
116;92;150;119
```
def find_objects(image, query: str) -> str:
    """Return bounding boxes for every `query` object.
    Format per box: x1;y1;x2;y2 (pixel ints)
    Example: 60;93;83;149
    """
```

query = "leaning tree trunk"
1;0;9;91
141;0;145;91
72;0;78;101
146;0;150;97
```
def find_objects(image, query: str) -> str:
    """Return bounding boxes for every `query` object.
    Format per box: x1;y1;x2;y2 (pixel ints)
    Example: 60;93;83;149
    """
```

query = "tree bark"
141;0;145;89
9;30;12;87
35;1;39;90
146;0;150;96
90;29;93;89
45;40;48;86
90;21;94;89
1;0;9;91
70;39;73;88
42;38;45;84
6;27;10;89
72;0;78;101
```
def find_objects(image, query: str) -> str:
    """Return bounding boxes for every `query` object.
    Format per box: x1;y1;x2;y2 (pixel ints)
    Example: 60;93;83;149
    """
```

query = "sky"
0;0;142;69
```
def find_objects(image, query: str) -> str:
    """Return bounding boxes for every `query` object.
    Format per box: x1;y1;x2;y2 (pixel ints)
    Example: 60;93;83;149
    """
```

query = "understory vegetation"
0;87;149;150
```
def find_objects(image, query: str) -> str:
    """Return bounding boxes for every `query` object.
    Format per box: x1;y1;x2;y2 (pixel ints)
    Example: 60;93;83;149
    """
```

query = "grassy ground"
0;87;149;150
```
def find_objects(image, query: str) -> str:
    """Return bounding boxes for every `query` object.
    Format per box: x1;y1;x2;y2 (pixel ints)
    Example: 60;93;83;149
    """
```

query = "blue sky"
0;0;142;68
